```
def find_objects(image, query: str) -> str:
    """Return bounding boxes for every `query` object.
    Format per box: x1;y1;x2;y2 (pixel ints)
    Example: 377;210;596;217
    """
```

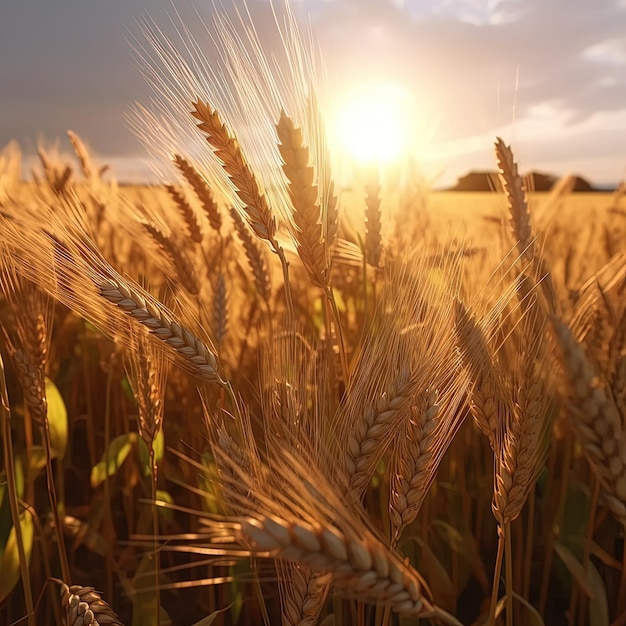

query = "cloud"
0;0;624;183
299;0;626;180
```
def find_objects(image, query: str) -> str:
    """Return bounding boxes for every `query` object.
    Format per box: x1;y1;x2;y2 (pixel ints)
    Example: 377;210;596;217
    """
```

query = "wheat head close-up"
1;1;626;625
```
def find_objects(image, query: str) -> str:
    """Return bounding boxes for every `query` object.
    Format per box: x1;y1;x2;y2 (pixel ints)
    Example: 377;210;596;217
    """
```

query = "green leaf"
45;377;68;459
190;604;233;626
26;445;49;482
138;429;165;476
90;433;138;488
554;541;594;598
14;456;24;501
155;490;174;525
587;560;609;626
482;593;545;626
562;482;591;539
432;519;465;553
567;535;621;570
121;376;135;402
0;509;34;602
413;537;455;610
132;552;172;626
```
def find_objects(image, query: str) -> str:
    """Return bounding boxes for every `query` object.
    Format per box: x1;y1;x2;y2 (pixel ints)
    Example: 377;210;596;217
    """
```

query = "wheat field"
1;3;626;626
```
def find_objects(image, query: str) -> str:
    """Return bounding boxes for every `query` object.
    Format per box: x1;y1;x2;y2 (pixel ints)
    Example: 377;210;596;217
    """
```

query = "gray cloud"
1;0;624;182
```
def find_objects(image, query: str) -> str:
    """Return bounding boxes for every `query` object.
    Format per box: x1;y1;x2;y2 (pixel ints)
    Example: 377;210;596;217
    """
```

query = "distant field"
2;148;626;626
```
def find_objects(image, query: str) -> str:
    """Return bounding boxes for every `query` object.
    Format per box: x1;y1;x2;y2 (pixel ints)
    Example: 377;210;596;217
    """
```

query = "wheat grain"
212;271;229;348
173;154;222;233
229;206;272;304
67;130;94;181
97;276;220;382
206;444;461;626
552;318;626;521
278;563;331;626
495;138;533;264
57;580;125;626
192;99;279;249
454;299;510;450
12;349;47;427
141;220;200;296
493;315;554;525
126;329;166;446
165;182;203;244
346;372;417;497
276;110;329;289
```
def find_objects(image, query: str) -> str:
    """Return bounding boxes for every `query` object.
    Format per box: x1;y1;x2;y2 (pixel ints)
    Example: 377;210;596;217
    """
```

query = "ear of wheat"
56;579;125;626
201;444;462;626
0;197;224;385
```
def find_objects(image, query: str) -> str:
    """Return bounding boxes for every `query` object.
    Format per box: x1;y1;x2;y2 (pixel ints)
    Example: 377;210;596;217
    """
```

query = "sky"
1;0;625;187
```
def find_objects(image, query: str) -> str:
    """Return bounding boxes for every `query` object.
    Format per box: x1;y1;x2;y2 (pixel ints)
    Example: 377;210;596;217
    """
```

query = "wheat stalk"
229;206;272;305
552;318;626;522
173;154;223;234
276;110;329;289
141;220;200;296
492;314;555;526
495;137;558;316
97;276;220;382
205;444;461;626
56;579;125;626
126;329;167;447
0;203;224;385
165;182;204;244
192;99;278;249
364;164;382;268
277;563;331;626
495;138;533;263
212;271;229;349
454;299;510;451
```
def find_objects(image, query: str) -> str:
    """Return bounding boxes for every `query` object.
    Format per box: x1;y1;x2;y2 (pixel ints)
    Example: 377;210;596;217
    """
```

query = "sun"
332;81;415;164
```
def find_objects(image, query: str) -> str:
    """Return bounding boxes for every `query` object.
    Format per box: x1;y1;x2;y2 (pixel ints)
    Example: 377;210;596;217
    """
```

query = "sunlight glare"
333;82;415;164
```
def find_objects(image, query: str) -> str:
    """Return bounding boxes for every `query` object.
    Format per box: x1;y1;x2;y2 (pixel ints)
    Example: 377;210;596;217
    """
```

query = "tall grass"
1;3;626;626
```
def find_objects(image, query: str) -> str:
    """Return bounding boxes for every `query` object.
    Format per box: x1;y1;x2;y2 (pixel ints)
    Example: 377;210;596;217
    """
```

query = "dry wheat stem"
496;137;558;316
305;94;338;251
212;271;229;348
2;203;224;385
67;130;95;181
261;329;338;626
12;348;48;427
126;329;166;446
342;257;465;498
206;426;459;624
234;514;459;625
192;99;297;319
346;372;419;498
493;329;554;525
